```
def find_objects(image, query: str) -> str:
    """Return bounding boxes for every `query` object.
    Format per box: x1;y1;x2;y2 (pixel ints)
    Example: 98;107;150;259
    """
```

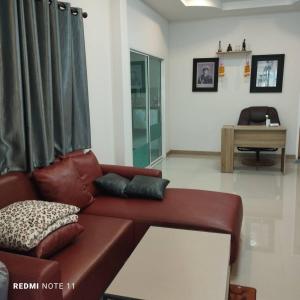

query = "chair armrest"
0;251;63;300
100;164;162;179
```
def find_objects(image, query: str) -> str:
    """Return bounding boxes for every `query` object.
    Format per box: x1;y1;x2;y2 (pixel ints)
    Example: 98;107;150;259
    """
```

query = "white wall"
68;0;170;165
127;0;170;156
127;0;169;59
110;0;133;166
168;12;300;155
297;95;300;157
69;0;115;163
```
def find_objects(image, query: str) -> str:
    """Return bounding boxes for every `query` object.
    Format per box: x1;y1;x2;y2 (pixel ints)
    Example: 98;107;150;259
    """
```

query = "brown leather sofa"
0;164;243;300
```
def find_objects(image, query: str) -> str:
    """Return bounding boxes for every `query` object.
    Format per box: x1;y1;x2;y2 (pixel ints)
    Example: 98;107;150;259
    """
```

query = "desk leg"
281;148;286;174
221;127;234;173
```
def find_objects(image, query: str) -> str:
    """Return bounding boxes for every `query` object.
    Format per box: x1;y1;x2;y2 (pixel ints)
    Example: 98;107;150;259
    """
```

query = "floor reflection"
294;169;300;255
244;217;275;253
157;154;300;300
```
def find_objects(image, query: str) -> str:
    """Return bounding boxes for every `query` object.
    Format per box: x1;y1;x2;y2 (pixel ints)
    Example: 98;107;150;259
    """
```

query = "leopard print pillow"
0;200;80;251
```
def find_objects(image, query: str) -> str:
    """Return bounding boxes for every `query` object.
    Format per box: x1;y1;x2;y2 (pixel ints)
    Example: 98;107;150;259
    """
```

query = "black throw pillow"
94;173;130;198
125;175;170;200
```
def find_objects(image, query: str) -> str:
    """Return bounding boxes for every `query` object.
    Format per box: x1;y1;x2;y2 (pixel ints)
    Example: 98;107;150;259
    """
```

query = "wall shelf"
216;50;252;55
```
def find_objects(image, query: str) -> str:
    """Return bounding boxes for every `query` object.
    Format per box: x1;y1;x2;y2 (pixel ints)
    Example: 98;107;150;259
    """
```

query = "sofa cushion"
29;223;84;258
33;159;94;209
69;151;103;196
52;214;134;300
125;175;170;200
0;200;79;251
0;172;38;209
83;188;243;263
94;173;130;198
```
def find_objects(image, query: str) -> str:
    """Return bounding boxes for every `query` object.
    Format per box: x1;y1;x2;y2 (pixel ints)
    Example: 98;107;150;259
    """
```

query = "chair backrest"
238;106;280;125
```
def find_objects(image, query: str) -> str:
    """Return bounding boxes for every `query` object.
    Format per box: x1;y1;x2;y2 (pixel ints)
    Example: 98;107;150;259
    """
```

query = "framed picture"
192;58;219;92
131;61;146;93
250;54;285;93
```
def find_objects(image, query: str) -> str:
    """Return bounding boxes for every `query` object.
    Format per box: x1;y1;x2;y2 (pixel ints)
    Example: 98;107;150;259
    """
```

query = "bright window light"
180;0;222;8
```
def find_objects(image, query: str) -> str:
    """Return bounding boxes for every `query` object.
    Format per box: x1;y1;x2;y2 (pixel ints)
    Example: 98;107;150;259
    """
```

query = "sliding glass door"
130;51;162;168
131;52;150;167
149;57;162;162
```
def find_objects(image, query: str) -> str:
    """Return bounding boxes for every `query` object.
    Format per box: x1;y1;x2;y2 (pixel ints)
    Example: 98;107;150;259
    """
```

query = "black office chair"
238;106;280;165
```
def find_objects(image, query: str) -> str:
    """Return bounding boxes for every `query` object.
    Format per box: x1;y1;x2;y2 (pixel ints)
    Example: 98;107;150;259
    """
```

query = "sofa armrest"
100;164;162;179
0;251;62;300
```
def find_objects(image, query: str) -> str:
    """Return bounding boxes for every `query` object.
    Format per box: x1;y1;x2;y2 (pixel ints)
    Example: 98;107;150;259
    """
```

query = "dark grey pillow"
94;173;130;198
125;175;170;200
0;261;8;300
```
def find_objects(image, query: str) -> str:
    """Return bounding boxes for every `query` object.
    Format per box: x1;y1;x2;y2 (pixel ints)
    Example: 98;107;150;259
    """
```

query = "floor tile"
155;154;300;300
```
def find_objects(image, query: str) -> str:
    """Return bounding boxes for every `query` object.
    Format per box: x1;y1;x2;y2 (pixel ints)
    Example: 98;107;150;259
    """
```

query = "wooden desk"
221;125;287;173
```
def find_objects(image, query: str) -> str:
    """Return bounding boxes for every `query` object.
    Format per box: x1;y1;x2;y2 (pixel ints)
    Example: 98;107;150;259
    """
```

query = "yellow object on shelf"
219;63;225;77
244;62;251;77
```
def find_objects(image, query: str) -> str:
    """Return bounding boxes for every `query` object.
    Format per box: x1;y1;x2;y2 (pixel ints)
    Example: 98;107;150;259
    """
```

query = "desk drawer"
234;129;286;148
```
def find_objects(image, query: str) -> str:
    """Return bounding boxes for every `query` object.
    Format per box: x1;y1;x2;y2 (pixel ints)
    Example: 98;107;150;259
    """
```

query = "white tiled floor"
155;154;300;300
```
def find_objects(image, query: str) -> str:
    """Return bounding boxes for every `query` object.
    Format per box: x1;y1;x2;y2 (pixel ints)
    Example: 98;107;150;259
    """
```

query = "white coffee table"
105;227;231;300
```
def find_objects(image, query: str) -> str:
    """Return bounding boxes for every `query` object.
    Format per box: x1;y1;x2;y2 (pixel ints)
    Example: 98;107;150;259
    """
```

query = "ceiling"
142;0;300;22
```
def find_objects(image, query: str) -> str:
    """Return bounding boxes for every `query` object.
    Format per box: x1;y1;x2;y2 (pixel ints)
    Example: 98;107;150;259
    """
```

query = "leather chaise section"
84;188;243;263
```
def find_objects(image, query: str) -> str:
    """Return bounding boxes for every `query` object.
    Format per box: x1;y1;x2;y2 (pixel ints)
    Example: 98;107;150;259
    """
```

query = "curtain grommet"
58;2;66;10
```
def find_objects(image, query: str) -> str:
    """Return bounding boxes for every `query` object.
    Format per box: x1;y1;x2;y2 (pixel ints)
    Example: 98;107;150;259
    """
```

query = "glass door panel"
130;52;150;168
149;56;162;162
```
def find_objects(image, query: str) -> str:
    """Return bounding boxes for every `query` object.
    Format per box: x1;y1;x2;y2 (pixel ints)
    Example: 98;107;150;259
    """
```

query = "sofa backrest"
0;172;39;209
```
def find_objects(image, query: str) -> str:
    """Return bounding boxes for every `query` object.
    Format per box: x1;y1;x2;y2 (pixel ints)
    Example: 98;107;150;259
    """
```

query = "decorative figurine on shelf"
227;44;232;52
242;39;247;51
218;41;222;53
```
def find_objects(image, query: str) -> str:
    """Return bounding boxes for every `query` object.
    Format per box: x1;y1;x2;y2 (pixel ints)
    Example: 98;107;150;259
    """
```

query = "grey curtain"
0;0;27;172
0;0;91;173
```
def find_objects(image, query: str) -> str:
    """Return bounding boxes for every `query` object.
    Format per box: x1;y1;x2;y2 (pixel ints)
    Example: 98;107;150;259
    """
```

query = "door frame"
130;49;165;167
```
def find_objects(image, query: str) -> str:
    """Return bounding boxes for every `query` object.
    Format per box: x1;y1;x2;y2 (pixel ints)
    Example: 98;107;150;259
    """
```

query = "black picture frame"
192;58;219;92
131;61;146;94
250;54;285;93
